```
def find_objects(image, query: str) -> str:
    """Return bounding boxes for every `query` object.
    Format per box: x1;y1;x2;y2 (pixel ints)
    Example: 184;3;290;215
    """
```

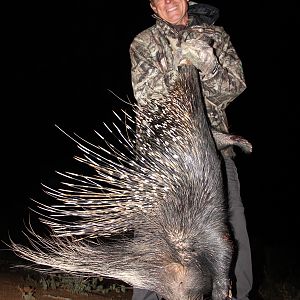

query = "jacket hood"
188;2;219;25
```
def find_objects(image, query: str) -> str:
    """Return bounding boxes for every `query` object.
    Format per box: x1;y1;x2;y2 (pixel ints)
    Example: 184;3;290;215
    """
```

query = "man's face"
150;0;189;25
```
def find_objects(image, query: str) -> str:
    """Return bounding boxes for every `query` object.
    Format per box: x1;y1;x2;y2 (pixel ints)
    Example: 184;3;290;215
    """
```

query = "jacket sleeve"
129;34;179;107
198;25;247;109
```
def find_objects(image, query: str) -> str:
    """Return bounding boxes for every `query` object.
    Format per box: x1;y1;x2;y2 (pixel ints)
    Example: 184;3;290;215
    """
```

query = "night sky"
2;0;298;282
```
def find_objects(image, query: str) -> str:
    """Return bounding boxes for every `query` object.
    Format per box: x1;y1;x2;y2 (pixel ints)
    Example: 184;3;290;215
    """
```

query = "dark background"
2;0;299;296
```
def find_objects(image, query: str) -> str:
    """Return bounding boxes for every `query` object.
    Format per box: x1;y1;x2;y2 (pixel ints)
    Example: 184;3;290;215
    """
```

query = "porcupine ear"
164;262;186;281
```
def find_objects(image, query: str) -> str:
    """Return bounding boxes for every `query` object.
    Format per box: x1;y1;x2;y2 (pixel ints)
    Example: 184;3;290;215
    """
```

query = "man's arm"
130;33;179;106
200;25;247;109
171;24;247;109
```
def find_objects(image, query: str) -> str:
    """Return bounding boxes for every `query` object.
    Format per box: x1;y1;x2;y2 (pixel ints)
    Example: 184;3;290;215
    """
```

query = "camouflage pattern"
130;8;246;157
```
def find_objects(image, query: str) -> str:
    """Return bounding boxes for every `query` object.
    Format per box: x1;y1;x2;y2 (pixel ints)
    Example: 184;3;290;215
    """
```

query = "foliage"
256;245;300;300
23;271;130;296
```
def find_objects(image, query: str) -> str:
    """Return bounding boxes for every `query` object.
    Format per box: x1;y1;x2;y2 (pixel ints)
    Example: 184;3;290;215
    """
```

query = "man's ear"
150;2;158;14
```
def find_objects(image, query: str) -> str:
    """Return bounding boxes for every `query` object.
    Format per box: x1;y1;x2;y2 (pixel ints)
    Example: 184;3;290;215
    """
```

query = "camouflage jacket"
129;3;246;157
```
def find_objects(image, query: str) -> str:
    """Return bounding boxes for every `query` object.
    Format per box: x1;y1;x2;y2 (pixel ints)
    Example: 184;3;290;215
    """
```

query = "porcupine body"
10;65;252;300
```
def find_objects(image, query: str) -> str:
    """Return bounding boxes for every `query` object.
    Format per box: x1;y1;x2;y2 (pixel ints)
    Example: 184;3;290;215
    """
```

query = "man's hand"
168;34;218;75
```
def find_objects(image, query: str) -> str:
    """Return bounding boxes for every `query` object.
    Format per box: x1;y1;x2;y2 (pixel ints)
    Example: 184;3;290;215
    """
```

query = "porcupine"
10;65;252;300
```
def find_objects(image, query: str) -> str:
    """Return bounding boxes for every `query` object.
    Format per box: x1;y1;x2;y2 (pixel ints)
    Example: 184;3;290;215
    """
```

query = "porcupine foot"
212;130;252;154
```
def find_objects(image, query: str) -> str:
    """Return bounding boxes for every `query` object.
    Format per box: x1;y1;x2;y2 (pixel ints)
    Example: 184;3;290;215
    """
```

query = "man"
129;0;252;300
